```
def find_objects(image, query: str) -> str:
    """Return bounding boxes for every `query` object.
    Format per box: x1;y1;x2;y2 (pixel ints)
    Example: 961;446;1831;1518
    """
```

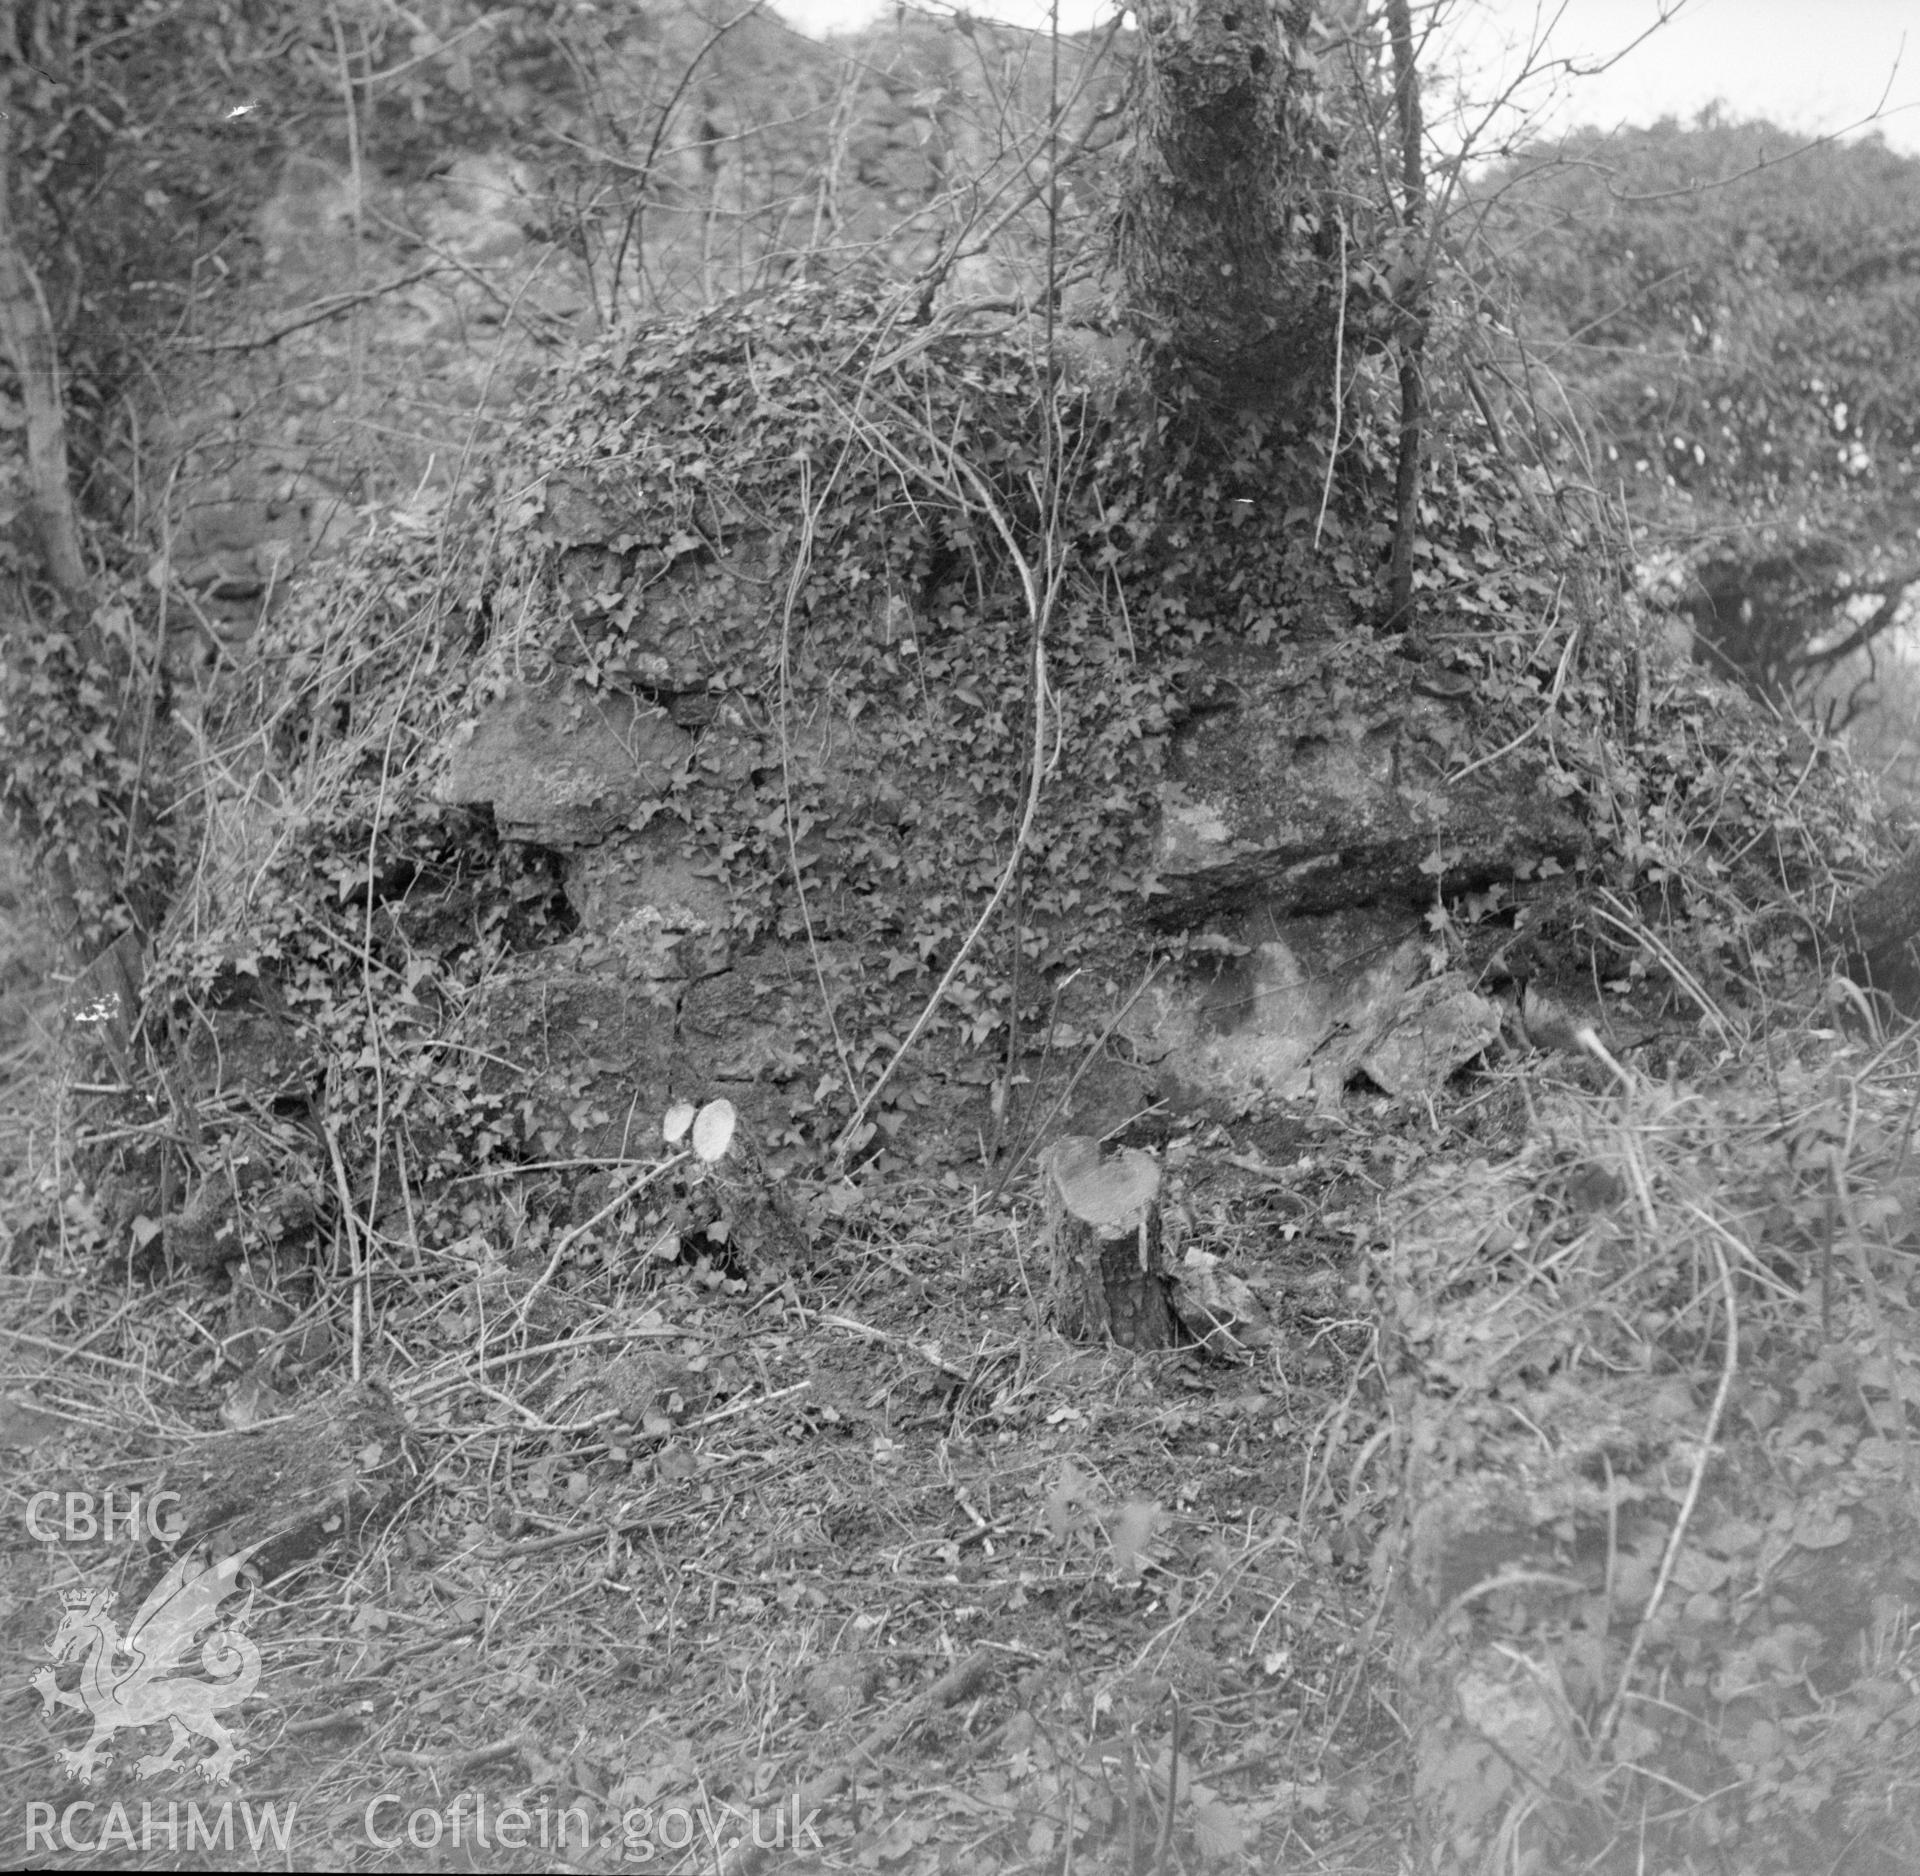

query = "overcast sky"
773;0;1920;156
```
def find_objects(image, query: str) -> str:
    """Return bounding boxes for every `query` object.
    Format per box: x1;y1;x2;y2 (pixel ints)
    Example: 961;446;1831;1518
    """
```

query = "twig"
385;1736;530;1775
730;1646;998;1867
825;396;1067;1162
984;959;1164;1209
503;1154;685;1338
1444;577;1571;783
1588;888;1735;1046
1597;1204;1739;1752
173;265;447;352
283;1703;380;1739
608;1;770;316
448;1377;809;1448
1155;1693;1181;1876
341;13;498;89
1313;211;1350;552
483;1515;679;1561
819;1312;997;1384
398;1324;694;1404
322;1124;367;1385
0;1326;182;1388
776;452;860;1112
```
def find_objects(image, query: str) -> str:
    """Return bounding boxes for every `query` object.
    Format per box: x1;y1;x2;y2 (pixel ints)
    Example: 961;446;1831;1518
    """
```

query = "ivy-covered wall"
76;268;1883;1285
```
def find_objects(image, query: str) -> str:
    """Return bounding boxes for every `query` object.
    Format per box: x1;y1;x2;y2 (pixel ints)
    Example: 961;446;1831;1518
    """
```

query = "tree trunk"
1117;0;1337;431
0;4;149;963
1383;0;1429;635
0;0;89;609
1043;1136;1175;1349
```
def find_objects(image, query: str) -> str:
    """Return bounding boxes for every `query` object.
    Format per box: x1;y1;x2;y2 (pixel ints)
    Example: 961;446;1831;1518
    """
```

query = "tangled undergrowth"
1386;1013;1920;1873
6;265;1917;1875
10;979;1920;1871
46;272;1885;1285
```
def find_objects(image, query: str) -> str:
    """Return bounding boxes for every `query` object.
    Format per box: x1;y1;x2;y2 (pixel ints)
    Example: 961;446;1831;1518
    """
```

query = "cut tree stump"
1042;1135;1175;1349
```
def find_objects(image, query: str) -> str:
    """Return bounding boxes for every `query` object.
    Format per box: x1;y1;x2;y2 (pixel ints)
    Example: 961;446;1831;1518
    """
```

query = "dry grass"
3;1110;1415;1873
10;914;1920;1872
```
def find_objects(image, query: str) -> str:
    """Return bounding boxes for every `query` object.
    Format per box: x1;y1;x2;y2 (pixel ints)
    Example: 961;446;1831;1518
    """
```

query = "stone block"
439;680;692;846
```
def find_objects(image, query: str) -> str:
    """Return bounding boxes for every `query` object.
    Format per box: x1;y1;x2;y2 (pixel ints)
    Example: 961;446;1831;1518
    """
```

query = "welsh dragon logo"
33;1546;262;1784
